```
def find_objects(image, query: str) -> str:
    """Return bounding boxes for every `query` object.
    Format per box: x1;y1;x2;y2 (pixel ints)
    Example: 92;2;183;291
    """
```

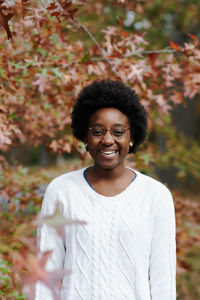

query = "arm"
35;182;66;300
149;188;176;300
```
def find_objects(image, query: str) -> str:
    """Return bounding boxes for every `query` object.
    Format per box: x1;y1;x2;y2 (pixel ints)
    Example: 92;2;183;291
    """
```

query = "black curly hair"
71;80;147;153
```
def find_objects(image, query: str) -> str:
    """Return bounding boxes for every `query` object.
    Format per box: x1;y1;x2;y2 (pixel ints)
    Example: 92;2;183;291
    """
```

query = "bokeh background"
0;0;200;299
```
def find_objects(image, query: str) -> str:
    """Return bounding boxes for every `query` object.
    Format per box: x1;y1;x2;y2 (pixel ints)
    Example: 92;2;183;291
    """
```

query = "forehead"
89;107;129;126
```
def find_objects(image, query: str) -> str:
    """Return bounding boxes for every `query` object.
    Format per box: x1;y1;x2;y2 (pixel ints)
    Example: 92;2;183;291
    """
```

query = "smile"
98;150;118;157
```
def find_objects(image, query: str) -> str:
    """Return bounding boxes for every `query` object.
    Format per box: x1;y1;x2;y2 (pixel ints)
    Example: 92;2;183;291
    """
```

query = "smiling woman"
35;80;176;300
84;107;134;196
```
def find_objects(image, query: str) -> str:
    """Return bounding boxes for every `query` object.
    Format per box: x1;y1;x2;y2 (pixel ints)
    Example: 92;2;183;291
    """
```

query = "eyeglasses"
88;126;130;139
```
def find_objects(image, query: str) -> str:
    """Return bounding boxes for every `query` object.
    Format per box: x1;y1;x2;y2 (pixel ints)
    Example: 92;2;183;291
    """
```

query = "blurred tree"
0;0;199;181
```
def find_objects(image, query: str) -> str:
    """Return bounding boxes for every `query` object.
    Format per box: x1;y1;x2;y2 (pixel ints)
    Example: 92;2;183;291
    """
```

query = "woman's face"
85;107;133;170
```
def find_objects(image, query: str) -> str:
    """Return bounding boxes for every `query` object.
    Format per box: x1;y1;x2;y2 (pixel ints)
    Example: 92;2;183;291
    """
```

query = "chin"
101;165;116;170
95;160;122;170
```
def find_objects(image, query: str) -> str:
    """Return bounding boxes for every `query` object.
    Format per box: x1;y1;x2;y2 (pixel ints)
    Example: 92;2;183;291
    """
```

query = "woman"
35;80;176;299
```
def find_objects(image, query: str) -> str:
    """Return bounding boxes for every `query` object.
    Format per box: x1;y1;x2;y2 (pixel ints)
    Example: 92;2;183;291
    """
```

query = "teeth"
100;151;117;155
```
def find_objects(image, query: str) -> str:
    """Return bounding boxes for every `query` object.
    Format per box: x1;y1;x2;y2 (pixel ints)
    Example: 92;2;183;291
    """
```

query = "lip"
98;150;119;159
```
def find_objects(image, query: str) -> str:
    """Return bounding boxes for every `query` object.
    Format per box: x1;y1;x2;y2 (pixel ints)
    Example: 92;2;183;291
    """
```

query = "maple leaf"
0;125;12;149
116;16;123;25
170;41;180;52
63;141;71;153
170;92;183;106
184;42;195;52
32;73;47;93
34;201;86;239
49;140;60;152
127;64;143;82
188;33;199;45
0;132;12;147
47;2;61;21
102;26;117;37
47;3;58;11
58;1;78;21
133;34;148;46
154;94;171;114
16;251;70;300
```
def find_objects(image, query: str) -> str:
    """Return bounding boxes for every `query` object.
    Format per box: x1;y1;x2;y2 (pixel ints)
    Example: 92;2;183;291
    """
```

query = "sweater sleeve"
149;188;176;300
35;182;66;300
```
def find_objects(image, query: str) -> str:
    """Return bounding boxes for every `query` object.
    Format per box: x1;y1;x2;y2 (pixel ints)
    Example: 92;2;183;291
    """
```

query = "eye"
91;128;104;136
112;129;125;137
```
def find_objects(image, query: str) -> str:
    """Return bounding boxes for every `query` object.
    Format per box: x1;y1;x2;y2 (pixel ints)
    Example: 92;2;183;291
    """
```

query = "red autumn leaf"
16;251;70;300
49;140;60;152
188;33;199;43
170;41;180;52
63;142;72;153
120;31;128;38
69;8;79;17
116;16;123;25
47;3;58;11
0;126;12;149
51;11;60;18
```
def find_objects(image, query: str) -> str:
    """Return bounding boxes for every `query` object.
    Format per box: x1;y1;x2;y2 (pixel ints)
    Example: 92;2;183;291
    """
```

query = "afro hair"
71;80;147;153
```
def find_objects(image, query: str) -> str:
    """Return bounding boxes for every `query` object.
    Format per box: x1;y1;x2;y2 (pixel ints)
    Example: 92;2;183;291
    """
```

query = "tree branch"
75;18;118;76
143;48;176;54
60;48;178;67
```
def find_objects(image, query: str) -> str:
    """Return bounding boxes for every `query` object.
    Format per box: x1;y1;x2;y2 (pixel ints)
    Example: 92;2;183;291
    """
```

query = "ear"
129;139;134;147
84;137;88;151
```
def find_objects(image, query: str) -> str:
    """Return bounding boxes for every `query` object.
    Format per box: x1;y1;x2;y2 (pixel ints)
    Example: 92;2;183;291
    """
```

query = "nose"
101;130;114;145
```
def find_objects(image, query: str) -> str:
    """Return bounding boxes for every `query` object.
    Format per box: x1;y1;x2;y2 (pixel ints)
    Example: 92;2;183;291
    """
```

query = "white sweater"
35;167;176;300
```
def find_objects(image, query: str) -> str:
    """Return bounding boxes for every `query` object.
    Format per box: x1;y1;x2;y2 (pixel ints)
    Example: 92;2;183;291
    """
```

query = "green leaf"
0;69;8;80
52;68;63;79
41;68;47;77
44;103;52;110
50;56;60;61
140;153;154;165
81;53;90;62
68;136;73;143
8;113;17;120
39;48;47;57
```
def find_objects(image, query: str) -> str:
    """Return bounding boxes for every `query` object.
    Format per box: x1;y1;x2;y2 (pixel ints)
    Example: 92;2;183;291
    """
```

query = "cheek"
121;139;131;152
124;144;130;155
87;139;99;152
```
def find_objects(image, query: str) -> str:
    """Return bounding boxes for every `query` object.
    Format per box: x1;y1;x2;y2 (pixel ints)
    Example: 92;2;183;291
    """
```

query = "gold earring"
130;141;133;147
85;143;88;151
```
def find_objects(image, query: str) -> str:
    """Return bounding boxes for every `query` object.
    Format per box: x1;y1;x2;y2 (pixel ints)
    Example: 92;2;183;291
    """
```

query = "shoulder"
136;171;174;218
43;168;85;202
40;168;86;214
135;170;172;195
45;167;85;192
133;169;174;211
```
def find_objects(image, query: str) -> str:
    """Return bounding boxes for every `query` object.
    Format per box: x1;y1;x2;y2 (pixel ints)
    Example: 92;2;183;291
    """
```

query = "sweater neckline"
81;166;140;201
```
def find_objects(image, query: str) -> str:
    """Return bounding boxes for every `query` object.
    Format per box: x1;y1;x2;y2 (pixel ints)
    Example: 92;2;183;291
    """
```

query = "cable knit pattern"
35;167;176;300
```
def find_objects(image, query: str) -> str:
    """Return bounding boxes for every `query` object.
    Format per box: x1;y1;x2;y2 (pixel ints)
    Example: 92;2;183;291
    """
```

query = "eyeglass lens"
89;126;128;138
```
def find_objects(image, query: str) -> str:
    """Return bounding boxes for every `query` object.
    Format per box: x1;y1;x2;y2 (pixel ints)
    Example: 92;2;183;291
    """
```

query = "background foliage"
0;0;200;299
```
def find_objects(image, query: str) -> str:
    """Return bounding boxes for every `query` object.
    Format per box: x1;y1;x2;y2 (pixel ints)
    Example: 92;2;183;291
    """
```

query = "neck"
91;163;127;180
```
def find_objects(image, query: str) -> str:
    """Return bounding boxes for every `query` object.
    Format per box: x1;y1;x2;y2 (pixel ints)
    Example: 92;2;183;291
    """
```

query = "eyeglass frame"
88;125;131;140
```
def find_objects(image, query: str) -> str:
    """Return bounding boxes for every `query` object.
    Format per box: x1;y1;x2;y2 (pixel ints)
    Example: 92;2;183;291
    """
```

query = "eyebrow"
89;123;126;127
